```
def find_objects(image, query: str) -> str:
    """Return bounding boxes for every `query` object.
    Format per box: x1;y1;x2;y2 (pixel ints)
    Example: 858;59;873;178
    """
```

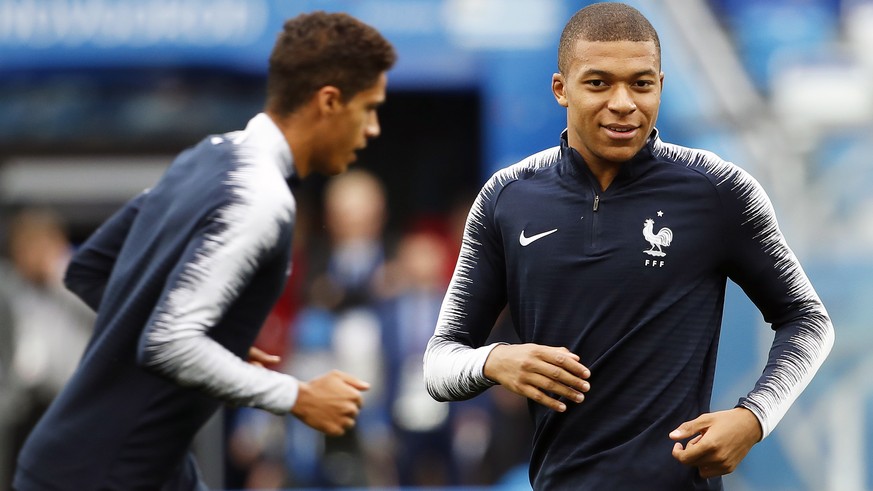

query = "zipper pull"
593;195;600;211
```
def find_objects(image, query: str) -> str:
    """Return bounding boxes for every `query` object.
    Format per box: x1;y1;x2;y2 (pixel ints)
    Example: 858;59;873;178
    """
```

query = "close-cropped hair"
558;2;661;73
267;11;397;115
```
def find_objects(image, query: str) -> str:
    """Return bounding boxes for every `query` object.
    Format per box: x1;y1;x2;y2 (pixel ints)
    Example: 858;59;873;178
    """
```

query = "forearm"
139;330;299;414
423;334;503;402
738;310;834;438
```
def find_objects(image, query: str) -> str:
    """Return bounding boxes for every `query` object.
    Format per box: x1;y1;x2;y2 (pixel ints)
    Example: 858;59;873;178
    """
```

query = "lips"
603;124;639;140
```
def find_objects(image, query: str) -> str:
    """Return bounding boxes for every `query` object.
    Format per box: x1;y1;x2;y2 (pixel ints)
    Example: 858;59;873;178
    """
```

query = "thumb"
669;416;706;441
337;371;371;391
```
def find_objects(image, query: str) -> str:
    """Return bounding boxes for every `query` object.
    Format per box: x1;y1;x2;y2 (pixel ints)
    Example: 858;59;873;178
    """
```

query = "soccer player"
14;12;396;491
423;3;833;490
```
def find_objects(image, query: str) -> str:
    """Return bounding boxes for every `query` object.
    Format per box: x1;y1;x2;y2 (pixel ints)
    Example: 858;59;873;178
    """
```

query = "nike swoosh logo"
519;228;558;246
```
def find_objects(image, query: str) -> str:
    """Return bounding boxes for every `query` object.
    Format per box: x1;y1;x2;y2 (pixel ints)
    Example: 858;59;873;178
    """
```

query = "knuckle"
542;380;556;392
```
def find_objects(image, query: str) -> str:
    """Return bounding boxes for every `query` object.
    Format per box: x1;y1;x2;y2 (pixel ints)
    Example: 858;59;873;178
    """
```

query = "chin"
607;144;645;162
331;162;353;176
600;150;637;164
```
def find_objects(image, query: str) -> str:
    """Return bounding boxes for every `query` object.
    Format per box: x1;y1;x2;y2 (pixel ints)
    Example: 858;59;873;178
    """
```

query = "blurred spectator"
379;229;456;486
226;169;390;488
304;169;390;487
0;277;17;491
320;168;388;308
0;208;94;491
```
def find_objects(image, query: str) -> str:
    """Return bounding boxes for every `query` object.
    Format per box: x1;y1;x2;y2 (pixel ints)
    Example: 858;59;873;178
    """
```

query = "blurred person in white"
322;169;388;307
378;229;457;486
281;168;390;487
0;208;94;490
0;290;13;491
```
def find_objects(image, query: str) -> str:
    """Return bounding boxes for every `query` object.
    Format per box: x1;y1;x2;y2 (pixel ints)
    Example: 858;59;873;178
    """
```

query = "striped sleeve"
424;148;559;402
712;158;833;438
137;155;299;415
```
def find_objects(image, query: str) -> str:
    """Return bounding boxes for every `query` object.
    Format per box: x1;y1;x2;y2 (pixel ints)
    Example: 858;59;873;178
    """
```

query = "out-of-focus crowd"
0;207;95;490
0;169;533;491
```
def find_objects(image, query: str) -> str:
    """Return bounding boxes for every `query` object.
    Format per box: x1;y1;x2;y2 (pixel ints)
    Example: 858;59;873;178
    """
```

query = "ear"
659;71;665;97
552;73;568;108
315;85;343;115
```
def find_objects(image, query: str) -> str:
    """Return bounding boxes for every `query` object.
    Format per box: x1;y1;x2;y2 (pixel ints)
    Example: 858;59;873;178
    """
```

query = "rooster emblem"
643;218;673;257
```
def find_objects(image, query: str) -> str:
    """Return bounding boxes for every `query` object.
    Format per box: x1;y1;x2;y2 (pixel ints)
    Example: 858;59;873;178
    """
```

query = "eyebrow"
581;68;659;78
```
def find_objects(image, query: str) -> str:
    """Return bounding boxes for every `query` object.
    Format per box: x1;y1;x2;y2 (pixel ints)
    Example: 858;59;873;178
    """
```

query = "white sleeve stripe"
141;144;298;414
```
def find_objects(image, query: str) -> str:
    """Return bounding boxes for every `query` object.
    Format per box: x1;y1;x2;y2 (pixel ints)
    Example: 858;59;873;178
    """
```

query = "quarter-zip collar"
242;113;298;187
559;128;659;190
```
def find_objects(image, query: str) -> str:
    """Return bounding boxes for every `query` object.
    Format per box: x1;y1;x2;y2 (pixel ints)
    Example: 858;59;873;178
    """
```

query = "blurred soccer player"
423;3;833;490
14;12;396;491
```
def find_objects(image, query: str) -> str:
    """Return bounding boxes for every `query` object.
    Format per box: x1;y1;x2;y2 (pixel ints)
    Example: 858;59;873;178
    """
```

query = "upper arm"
64;191;149;311
721;170;827;327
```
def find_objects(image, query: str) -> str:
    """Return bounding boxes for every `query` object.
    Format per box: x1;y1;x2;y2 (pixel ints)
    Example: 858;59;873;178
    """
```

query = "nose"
607;85;636;115
365;111;380;139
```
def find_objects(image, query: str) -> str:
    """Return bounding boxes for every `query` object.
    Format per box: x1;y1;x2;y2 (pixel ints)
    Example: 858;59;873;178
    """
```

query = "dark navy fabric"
425;130;833;491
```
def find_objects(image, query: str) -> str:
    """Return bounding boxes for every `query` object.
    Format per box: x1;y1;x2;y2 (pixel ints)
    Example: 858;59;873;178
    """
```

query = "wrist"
482;343;508;382
735;406;763;442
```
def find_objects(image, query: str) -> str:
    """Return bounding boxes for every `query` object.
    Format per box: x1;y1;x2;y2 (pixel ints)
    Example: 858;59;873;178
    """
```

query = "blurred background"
0;0;871;490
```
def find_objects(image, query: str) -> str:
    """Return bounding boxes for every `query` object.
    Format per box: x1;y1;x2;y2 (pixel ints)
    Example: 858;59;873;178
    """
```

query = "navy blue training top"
424;130;833;491
15;114;301;490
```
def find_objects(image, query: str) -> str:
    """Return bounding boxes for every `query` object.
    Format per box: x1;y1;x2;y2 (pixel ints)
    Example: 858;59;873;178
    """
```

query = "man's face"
552;39;663;170
314;72;388;176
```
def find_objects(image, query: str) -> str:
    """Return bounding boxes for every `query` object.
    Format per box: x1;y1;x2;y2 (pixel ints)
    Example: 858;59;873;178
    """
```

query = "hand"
483;343;590;412
670;407;763;478
247;346;281;367
291;370;370;436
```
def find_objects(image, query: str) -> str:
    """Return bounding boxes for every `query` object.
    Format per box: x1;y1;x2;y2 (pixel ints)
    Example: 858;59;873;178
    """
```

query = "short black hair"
266;11;397;115
558;2;661;74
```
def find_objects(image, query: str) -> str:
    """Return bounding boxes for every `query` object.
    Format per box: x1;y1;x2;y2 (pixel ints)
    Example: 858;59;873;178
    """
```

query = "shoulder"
463;146;560;230
221;133;295;216
481;146;562;200
186;134;296;244
653;138;776;230
652;138;766;199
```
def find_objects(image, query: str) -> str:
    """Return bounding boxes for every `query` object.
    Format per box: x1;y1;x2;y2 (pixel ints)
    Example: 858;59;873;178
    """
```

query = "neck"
589;164;620;191
265;108;314;178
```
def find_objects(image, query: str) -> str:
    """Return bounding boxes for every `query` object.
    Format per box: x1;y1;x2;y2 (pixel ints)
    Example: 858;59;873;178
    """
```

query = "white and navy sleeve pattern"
137;146;299;415
655;141;834;438
424;147;560;402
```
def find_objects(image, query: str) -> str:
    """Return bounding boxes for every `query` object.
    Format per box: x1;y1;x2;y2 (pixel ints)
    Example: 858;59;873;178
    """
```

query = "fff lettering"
645;259;665;267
